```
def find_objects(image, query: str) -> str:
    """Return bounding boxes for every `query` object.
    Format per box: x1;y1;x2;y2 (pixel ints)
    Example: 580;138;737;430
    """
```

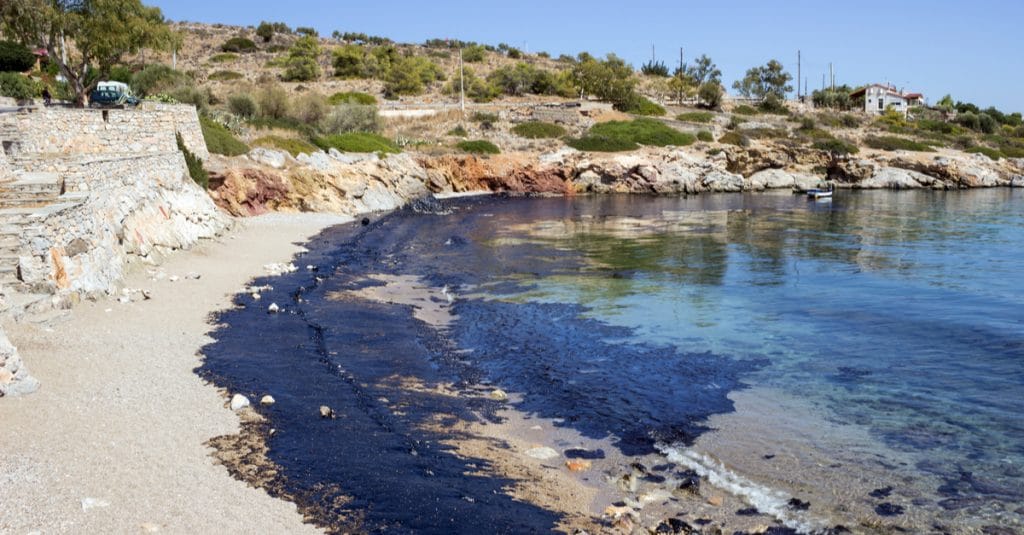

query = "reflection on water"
485;189;1024;532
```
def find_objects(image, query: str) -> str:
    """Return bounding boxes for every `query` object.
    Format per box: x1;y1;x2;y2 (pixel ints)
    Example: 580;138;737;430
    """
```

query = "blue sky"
151;0;1024;112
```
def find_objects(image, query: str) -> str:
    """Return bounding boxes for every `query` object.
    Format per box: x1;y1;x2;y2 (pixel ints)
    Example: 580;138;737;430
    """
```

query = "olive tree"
732;59;793;100
0;0;175;106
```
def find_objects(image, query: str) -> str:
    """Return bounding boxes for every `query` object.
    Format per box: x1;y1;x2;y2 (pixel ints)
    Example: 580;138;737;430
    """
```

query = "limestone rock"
0;328;39;397
319;405;335;419
248;147;288;169
229;393;250;411
260;395;276;406
746;169;822;191
296;151;333;171
859;168;935;189
488;389;508;402
1011;176;1024;188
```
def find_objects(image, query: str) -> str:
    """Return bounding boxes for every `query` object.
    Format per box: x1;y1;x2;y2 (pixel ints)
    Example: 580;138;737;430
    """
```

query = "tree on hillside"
0;0;174;106
732;59;793;100
570;53;635;105
282;35;321;82
681;54;721;85
697;81;724;109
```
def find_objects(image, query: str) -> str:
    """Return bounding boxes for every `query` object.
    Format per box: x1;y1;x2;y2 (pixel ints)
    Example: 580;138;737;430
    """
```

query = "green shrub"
917;119;962;135
978;113;998;134
222;37;257;53
289;92;330;125
315;132;400;154
471;111;499;123
0;72;38;100
228;94;257;118
131;65;191;97
328;91;376;105
965;146;1003;160
727;116;744;130
864;135;935;152
0;41;35;72
568;118;695;152
256;84;290;119
698;82;724;109
512;121;566;139
677;111;715;123
840;114;861;128
200;116;249;156
253;135;319;156
210;53;239;63
266;44;288;54
208;70;243;81
256;22;275;43
107;65;134;84
591;119;694;146
566;135;638;152
321;104;381;134
719;131;750;147
733;105;758;116
448;125;468;137
168;86;212;113
697;130;714;142
813;138;859;155
383;56;444;97
177;133;207;188
457;139;501;154
283;36;321;82
758;94;789;115
619;95;666;116
462;45;487;63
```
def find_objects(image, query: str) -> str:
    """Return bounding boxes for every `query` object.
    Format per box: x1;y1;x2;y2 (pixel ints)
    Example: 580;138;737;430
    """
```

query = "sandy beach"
0;213;347;534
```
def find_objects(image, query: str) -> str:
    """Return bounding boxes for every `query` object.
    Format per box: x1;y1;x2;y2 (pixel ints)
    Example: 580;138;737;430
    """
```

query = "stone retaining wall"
0;103;207;162
16;151;229;294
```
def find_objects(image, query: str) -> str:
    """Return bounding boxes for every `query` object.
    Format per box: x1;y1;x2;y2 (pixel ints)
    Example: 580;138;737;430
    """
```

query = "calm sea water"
482;189;1024;532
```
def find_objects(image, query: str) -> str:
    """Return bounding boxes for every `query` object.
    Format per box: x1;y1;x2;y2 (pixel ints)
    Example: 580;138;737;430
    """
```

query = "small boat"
805;182;834;199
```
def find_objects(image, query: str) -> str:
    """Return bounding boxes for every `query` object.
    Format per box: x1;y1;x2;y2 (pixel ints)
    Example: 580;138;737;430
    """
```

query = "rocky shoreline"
205;143;1024;218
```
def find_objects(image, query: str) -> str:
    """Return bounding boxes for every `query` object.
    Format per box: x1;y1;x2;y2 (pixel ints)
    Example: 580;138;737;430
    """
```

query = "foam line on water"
658;443;827;534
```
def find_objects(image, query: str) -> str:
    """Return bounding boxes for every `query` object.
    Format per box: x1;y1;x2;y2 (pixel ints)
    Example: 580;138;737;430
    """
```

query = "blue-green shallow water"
480;189;1024;531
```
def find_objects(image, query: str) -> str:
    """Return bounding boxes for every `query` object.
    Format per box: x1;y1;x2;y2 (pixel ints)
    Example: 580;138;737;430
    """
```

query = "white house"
850;84;924;115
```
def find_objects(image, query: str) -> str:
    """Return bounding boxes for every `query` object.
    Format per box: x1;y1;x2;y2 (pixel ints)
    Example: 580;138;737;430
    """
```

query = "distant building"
850;84;925;115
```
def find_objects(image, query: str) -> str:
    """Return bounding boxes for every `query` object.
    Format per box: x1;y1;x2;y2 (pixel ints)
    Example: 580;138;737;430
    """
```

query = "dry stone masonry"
0;103;228;396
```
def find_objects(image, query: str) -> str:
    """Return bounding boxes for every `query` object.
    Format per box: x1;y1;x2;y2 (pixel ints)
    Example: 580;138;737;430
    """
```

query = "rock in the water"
489;388;508;401
1011;176;1024;188
260;395;276;406
229;394;250;411
267;303;280;314
707;495;723;507
525;446;559;460
319;405;335;419
875;502;905;516
787;498;811;511
676;469;701;495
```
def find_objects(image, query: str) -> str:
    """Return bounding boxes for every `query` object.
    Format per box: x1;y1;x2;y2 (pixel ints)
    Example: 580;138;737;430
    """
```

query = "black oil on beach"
200;191;1024;534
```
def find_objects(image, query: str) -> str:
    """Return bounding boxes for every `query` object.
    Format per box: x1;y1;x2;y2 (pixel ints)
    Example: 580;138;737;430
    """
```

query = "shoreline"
0;212;347;534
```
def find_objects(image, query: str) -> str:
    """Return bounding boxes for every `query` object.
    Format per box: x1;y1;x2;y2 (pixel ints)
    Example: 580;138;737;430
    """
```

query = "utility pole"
797;50;801;100
172;46;177;70
830;63;835;92
651;44;656;63
459;48;465;116
678;47;684;104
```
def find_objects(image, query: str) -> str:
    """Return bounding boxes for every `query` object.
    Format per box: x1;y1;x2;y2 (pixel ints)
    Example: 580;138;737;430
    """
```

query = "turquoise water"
484;189;1024;531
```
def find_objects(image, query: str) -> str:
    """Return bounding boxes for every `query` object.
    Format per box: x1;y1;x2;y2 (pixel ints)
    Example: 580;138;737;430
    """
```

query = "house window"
878;99;884;110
